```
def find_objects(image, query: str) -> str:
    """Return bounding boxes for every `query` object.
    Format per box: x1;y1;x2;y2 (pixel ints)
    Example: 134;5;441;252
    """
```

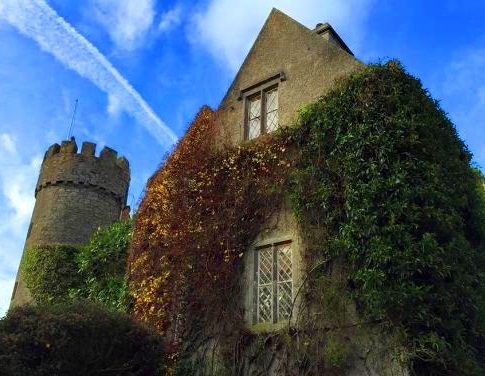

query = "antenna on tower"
67;99;79;139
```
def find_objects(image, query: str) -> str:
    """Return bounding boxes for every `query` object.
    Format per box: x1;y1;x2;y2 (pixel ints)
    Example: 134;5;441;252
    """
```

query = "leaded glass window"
256;241;293;323
248;95;262;140
265;88;279;133
245;86;279;140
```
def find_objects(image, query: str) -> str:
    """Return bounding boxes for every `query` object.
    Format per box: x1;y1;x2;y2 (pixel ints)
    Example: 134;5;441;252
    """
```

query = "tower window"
255;240;293;324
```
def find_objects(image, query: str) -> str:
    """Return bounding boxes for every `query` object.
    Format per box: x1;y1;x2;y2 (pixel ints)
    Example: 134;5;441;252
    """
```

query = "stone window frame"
247;235;295;327
238;72;286;141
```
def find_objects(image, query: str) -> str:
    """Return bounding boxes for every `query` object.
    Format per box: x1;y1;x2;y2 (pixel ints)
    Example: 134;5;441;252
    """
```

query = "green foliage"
75;220;132;311
290;61;485;375
0;302;164;376
22;244;81;304
323;335;351;368
22;221;132;311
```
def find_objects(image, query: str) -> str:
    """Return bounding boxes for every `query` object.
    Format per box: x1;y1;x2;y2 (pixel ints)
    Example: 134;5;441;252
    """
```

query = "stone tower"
10;137;130;308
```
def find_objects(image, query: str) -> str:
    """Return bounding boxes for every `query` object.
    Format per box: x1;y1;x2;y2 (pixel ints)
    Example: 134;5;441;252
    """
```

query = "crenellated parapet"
36;137;130;204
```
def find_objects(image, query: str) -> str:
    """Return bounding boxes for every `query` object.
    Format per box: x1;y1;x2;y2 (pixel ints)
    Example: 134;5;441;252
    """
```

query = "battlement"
37;137;130;203
44;138;129;169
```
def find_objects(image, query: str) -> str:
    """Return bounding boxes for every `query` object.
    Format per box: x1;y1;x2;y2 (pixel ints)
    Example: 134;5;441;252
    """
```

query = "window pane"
258;285;273;323
277;243;292;321
266;111;279;133
266;88;278;112
266;88;279;133
257;247;273;323
249;95;261;120
277;281;292;321
248;95;261;140
258;248;273;285
248;118;261;140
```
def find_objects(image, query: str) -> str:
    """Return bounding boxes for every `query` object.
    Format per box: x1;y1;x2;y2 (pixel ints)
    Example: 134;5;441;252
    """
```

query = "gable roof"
219;8;356;107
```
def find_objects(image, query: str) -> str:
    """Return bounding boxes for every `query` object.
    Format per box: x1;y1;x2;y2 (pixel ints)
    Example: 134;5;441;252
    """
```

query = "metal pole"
67;99;78;139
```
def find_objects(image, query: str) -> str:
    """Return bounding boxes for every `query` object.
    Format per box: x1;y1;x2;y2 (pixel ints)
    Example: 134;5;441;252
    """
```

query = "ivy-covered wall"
22;221;132;312
128;62;485;375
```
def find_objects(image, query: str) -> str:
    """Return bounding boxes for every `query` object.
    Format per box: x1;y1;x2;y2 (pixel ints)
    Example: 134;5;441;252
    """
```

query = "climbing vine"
128;107;293;366
129;62;485;375
291;61;485;375
22;244;81;304
22;221;132;311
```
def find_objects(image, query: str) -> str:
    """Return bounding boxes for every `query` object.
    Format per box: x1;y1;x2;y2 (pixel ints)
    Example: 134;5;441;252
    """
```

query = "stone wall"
192;9;410;375
187;206;410;375
214;8;362;146
10;138;130;308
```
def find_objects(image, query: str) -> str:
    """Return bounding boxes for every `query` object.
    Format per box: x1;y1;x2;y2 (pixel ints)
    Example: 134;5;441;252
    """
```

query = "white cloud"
190;0;374;71
90;0;156;52
0;0;177;148
0;133;16;153
158;5;182;33
0;133;41;317
107;93;122;117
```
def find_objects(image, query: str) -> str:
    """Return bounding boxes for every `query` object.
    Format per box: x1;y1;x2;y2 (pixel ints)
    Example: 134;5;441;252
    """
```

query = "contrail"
0;0;177;147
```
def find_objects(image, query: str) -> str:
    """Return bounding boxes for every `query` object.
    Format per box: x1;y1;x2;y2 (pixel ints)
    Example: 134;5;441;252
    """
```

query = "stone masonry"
10;137;130;308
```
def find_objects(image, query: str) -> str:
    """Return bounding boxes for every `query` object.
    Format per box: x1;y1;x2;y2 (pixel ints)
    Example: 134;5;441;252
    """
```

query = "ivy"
22;221;132;311
22;244;81;304
290;61;485;375
128;107;292;371
75;220;132;312
128;61;485;375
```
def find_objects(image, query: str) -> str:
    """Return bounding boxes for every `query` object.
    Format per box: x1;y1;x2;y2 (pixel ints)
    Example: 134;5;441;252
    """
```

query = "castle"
10;137;130;307
9;9;406;374
9;9;437;375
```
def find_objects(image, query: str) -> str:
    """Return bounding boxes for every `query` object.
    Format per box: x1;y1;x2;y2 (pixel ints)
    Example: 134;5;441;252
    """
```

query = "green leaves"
0;302;164;376
290;61;485;375
22;221;132;312
22;244;82;304
75;220;132;311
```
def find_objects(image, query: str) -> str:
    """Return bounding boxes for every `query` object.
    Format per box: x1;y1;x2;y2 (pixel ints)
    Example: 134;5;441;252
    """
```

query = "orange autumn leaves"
128;106;292;340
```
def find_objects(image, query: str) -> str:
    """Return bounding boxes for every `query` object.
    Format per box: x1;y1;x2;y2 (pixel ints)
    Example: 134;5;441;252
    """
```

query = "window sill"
248;320;293;334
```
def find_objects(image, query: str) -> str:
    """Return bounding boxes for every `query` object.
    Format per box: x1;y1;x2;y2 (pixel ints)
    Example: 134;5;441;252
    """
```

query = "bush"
22;221;132;311
75;221;132;311
21;244;81;304
0;302;164;376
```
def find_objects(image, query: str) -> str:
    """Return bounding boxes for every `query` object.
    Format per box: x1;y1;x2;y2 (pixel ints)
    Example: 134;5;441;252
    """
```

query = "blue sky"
0;0;484;316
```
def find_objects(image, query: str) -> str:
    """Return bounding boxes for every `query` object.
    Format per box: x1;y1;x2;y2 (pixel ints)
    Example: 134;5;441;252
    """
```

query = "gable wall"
214;9;363;146
193;10;410;375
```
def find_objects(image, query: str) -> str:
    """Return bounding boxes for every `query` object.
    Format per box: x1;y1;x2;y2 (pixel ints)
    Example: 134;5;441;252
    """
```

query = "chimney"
314;23;353;56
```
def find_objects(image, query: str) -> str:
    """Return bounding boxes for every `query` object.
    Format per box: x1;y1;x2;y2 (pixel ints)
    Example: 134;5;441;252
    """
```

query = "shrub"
0;302;164;376
22;221;132;311
75;220;132;311
21;244;81;304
